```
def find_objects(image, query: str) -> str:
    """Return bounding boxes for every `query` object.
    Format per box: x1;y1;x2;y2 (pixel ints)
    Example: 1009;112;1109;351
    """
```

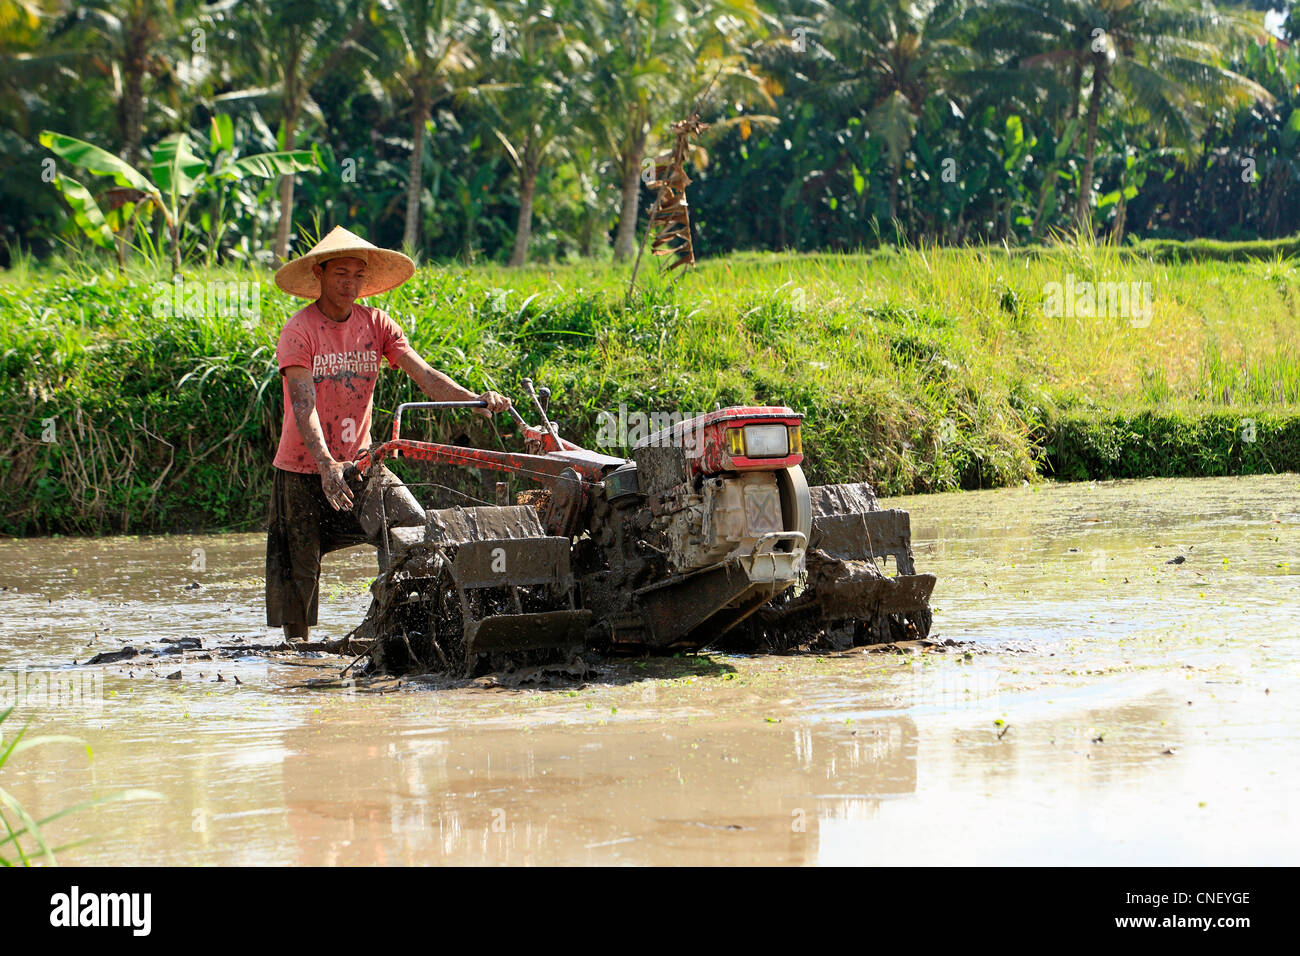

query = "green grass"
1127;235;1300;263
2;241;1298;535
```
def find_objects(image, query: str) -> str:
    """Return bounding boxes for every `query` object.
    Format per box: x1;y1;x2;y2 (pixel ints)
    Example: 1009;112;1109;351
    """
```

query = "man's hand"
475;391;512;417
320;460;355;511
285;367;352;510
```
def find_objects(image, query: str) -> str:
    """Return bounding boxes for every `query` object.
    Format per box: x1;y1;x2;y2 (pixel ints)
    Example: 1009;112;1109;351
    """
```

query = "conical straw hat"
274;226;415;299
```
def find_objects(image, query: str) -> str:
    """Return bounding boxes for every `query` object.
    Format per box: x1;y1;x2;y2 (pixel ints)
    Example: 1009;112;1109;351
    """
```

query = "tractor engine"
630;407;810;578
650;471;787;572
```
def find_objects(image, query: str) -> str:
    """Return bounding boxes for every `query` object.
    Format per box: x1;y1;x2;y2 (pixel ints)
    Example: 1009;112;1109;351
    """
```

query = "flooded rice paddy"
1;474;1297;864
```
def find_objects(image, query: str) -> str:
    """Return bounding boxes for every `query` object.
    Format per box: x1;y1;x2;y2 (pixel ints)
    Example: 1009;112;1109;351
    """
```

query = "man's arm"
284;366;354;510
393;351;511;414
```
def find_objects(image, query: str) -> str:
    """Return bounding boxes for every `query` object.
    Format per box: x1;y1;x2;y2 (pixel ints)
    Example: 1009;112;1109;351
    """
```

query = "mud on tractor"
343;381;935;675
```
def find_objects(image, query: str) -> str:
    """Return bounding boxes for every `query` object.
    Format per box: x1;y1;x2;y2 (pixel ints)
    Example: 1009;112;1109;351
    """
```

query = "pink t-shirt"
272;302;416;474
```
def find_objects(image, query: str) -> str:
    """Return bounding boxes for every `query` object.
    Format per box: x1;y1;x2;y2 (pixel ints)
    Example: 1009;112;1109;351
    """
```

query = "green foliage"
2;242;1297;535
1049;412;1300;481
6;0;1299;268
40;126;321;270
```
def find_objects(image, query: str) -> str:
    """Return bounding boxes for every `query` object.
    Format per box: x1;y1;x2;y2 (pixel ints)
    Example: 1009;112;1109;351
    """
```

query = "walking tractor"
344;381;935;675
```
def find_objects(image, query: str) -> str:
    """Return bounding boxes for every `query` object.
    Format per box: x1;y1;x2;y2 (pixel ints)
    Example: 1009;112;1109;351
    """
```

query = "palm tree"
375;0;478;251
49;0;198;168
468;0;593;266
582;0;775;261
584;0;686;262
817;0;976;230
220;0;374;263
1081;2;1270;225
965;0;1091;236
989;0;1271;227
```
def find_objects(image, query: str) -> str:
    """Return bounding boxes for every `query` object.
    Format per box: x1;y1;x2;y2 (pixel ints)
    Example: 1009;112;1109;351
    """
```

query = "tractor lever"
521;378;560;442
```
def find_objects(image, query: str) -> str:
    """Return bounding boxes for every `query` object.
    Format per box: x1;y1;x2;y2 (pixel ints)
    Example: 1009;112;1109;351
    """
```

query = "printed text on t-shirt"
312;350;380;377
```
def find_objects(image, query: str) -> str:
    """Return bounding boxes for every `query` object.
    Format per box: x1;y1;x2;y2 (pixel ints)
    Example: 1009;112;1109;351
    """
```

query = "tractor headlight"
741;424;789;457
727;427;746;457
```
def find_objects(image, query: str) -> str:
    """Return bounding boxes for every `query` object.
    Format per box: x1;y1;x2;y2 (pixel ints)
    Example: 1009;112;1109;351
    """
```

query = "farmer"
266;225;510;643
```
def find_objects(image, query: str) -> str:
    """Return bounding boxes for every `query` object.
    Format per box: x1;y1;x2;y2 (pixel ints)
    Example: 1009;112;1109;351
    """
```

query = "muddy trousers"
264;467;371;629
265;464;427;628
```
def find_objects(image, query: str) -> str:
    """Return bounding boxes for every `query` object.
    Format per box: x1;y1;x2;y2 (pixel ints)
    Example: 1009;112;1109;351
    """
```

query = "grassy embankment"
2;241;1297;536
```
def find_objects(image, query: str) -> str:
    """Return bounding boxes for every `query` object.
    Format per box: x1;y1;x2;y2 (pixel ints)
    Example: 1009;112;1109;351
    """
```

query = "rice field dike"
3;240;1298;536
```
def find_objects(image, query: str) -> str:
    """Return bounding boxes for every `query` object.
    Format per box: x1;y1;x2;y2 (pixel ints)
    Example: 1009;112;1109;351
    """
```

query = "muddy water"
1;474;1297;865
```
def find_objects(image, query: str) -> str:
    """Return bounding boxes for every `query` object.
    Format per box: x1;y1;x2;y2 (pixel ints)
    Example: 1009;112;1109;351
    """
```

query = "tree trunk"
508;158;537;267
1266;171;1283;236
888;167;900;237
1067;59;1082;126
1031;176;1052;239
1076;58;1106;228
403;78;433;251
120;18;149;168
274;110;299;264
613;134;647;261
579;205;595;258
273;37;304;265
1109;193;1127;245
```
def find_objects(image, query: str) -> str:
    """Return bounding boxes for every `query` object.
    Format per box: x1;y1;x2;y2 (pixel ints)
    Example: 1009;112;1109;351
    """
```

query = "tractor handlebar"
392;401;486;440
392;399;530;441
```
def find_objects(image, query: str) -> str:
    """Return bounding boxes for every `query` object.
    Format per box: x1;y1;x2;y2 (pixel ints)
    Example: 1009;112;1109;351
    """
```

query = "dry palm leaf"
627;114;710;301
646;116;709;270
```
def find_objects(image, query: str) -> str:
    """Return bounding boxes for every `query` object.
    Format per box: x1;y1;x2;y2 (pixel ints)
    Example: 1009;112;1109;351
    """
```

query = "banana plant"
40;119;321;272
1095;120;1181;245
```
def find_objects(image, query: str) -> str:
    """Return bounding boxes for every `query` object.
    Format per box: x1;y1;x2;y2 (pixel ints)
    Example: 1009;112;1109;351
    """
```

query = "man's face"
313;256;368;305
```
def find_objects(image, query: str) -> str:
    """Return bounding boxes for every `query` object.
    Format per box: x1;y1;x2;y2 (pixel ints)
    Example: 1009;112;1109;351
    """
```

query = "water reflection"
270;715;921;865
